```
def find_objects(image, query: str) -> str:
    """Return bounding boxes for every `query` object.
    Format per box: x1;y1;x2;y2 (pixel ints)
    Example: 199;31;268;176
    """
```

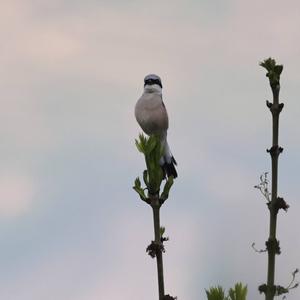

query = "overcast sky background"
0;1;300;299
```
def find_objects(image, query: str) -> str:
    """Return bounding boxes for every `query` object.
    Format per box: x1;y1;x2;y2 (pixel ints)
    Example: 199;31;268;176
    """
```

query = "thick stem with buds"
134;134;175;300
265;84;283;300
257;58;297;299
259;58;285;300
150;193;165;299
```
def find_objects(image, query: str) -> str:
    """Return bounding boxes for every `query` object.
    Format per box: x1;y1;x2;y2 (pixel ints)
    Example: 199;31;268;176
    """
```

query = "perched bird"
135;74;177;178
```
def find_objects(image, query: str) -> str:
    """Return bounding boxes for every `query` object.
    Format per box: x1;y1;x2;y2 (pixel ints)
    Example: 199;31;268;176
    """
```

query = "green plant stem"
266;85;281;300
150;193;165;300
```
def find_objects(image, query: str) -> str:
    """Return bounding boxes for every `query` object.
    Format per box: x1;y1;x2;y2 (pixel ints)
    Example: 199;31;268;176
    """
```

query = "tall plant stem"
266;84;283;300
150;193;165;300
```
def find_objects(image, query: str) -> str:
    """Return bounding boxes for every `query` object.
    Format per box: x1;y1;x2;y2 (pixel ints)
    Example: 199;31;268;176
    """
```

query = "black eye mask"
144;78;163;88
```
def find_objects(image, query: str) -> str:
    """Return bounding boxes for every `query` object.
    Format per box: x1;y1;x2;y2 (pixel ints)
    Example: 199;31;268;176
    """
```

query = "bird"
135;74;177;178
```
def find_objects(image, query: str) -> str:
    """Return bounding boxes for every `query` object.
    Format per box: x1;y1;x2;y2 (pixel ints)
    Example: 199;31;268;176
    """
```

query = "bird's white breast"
135;92;168;135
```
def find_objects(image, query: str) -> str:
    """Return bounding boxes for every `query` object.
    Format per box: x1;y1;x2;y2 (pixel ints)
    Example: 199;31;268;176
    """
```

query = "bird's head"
144;74;163;93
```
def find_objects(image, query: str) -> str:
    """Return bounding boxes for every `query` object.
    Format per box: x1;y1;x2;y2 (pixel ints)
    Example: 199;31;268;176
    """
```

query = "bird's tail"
162;156;178;178
159;135;178;178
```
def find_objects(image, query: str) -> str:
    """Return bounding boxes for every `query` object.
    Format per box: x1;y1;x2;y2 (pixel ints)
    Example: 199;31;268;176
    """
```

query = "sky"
0;0;300;299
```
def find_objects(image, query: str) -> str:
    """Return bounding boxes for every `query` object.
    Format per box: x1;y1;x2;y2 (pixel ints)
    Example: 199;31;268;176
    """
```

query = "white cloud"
0;172;35;218
0;1;299;300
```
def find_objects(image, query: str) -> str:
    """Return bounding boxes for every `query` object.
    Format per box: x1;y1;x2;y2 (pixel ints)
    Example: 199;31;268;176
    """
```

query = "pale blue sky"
0;1;300;299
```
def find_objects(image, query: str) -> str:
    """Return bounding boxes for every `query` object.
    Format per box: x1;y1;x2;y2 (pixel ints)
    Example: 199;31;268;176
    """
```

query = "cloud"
0;1;299;300
78;210;201;300
0;172;35;218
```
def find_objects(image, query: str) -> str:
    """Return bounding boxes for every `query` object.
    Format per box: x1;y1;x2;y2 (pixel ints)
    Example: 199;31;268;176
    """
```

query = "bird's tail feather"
162;156;177;178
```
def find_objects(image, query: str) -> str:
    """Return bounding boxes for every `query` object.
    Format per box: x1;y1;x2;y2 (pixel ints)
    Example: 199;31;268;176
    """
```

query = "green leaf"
259;57;283;87
135;139;143;153
206;286;228;300
160;226;165;237
260;57;276;71
228;283;247;300
205;283;247;300
133;177;148;202
274;64;283;75
134;134;166;196
134;177;141;188
143;170;149;187
146;135;158;154
160;176;174;202
135;133;148;153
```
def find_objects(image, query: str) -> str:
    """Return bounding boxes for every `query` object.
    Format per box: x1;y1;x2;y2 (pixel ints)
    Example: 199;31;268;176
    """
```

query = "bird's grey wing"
154;96;169;131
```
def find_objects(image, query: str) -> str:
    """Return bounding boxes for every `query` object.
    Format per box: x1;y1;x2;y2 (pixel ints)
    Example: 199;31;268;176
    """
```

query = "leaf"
135;133;148;154
205;286;227;300
134;134;165;196
160;176;174;202
228;283;247;300
135;139;144;153
274;64;283;75
143;170;149;187
259;57;276;71
133;177;148;202
134;177;141;188
160;226;165;237
146;135;158;154
259;57;283;86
